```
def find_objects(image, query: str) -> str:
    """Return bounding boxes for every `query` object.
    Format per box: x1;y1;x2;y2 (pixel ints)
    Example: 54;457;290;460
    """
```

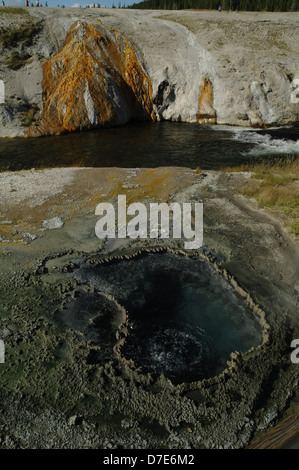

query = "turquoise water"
121;262;261;383
74;252;262;384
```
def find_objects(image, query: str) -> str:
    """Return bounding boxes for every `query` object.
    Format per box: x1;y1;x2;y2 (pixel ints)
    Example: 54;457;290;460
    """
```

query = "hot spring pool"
72;252;263;384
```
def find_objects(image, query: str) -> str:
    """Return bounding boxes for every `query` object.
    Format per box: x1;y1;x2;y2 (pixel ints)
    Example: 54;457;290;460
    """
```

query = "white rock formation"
0;9;298;137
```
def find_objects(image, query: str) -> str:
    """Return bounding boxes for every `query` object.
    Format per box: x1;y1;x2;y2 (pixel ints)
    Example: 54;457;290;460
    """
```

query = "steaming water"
74;252;262;384
0;122;298;171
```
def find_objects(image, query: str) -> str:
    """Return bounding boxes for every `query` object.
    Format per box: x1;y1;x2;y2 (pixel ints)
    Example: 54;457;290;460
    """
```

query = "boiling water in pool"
75;252;262;384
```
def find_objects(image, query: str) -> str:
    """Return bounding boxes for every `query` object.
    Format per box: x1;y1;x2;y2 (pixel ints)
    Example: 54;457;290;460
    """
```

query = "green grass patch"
20;104;39;127
292;221;299;236
6;51;31;70
0;7;29;15
223;156;299;236
0;21;42;49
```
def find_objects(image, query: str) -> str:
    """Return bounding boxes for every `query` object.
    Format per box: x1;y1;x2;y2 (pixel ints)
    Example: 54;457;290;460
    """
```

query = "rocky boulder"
29;20;154;136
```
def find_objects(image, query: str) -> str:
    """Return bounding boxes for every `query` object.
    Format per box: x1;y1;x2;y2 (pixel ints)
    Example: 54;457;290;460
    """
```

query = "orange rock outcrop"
30;20;154;136
197;78;217;125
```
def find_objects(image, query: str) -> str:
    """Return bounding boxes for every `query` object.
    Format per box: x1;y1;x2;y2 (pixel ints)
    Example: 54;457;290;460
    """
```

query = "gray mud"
0;170;298;449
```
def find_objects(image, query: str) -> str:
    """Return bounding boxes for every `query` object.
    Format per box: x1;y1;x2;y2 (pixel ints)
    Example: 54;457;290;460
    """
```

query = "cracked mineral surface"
0;166;298;449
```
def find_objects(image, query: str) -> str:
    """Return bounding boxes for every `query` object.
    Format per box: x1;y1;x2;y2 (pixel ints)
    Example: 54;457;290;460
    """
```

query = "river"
0;122;298;171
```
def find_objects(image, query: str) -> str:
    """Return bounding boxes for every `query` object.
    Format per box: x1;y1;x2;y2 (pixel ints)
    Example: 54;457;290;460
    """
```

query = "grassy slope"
224;156;299;236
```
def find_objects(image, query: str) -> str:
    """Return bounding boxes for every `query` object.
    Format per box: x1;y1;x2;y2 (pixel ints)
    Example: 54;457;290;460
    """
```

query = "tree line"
128;0;298;11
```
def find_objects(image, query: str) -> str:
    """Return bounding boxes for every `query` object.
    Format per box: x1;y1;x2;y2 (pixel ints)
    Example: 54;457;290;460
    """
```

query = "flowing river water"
0;122;298;171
